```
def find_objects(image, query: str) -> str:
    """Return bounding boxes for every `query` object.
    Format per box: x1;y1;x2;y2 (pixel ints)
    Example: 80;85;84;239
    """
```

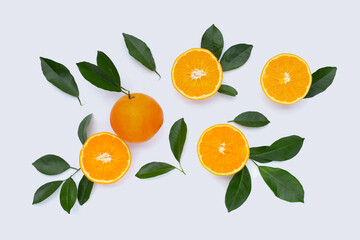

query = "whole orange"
110;93;164;143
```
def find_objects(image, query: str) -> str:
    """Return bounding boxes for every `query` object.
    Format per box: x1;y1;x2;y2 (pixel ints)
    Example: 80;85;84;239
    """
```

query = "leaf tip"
226;207;234;213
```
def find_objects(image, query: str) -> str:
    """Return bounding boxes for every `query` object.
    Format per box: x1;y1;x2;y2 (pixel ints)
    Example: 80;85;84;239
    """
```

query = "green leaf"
250;135;304;162
78;113;93;145
220;44;253;71
230;111;270;127
249;146;272;163
135;162;176;179
40;57;81;104
77;62;121;92
169;118;187;162
218;84;238;96
201;24;224;59
225;166;251;212
96;51;121;85
122;33;160;78
78;175;94;205
60;178;77;214
33;181;63;204
33;155;70;175
259;166;304;203
305;67;337;98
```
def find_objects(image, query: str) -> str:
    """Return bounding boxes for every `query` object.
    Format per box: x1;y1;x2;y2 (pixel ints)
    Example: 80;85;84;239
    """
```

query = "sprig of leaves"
40;57;83;105
200;24;253;97
225;135;305;212
123;33;161;79
305;67;337;98
32;114;94;213
77;51;133;98
136;118;187;179
229;111;270;127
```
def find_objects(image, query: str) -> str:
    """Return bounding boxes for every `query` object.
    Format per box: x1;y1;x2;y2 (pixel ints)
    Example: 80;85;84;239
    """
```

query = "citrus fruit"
79;132;131;184
197;124;250;176
110;93;163;143
260;53;312;105
171;48;223;100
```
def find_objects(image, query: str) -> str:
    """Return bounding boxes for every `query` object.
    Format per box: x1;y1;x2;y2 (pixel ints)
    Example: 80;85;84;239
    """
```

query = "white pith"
218;143;226;154
96;152;112;163
281;72;291;84
191;69;206;79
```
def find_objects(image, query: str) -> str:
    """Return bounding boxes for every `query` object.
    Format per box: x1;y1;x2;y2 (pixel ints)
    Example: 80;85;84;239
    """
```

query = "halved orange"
171;48;223;100
260;53;312;105
79;132;131;184
197;124;249;176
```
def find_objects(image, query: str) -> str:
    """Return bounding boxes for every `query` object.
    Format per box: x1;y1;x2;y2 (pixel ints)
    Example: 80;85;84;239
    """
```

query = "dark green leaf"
122;33;160;78
135;162;176;179
201;24;224;59
169;118;187;162
218;84;238;96
78;113;93;145
225;166;251;212
251;135;304;162
220;44;253;71
33;181;63;204
259;166;304;203
305;67;337;98
60;178;77;214
40;57;81;103
33;155;70;175
250;146;272;163
230;111;270;127
77;62;121;92
78;175;94;205
96;51;121;85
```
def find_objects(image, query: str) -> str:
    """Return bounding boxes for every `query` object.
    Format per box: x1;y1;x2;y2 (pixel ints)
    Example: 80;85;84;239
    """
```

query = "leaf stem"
67;168;81;179
70;166;78;170
251;159;259;168
154;70;161;80
77;97;84;106
176;163;186;175
121;87;134;99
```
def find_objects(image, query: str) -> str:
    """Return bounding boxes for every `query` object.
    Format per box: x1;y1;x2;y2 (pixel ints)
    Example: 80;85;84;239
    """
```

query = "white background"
1;0;359;239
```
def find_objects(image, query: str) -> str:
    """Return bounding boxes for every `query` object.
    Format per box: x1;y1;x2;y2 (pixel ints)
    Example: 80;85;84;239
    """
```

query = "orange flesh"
172;48;223;100
197;124;249;175
261;54;312;104
80;132;131;184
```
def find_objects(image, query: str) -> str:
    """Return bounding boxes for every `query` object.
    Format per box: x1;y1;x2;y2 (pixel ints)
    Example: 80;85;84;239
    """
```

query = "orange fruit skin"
260;53;312;105
197;124;250;176
110;93;164;143
79;132;131;184
171;48;223;100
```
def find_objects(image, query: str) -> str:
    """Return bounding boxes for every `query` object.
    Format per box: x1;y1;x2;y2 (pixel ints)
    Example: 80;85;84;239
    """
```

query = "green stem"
70;166;78;170
68;168;81;179
154;70;161;80
77;96;84;106
176;163;186;175
251;159;259;167
121;87;134;99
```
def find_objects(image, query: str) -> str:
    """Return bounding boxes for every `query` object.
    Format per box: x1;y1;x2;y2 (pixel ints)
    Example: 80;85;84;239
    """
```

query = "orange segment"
197;124;249;176
171;48;223;100
79;132;131;184
260;53;312;104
